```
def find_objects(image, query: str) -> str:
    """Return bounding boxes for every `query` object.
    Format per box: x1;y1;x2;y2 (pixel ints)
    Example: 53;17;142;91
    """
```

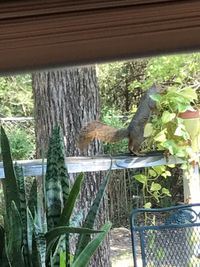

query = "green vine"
134;85;198;207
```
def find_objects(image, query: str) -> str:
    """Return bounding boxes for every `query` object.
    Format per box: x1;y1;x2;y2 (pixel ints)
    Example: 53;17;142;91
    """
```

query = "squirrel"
78;85;164;154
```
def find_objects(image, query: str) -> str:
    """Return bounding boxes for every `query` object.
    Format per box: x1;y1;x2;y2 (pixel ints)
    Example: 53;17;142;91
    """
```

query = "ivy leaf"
134;174;147;184
174;125;190;140
180;87;197;101
162;140;176;155
144;123;154;137
177;103;189;113
162;188;171;196
161;111;176;124
154;129;167;143
180;163;188;170
167;164;175;168
175;149;187;158
149;169;157;177
153;191;159;202
152;166;166;174
150;94;161;102
144;202;152;209
161;171;171;178
150;182;162;192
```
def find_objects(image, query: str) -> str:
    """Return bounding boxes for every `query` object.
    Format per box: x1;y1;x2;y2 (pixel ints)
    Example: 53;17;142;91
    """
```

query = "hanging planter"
179;109;200;153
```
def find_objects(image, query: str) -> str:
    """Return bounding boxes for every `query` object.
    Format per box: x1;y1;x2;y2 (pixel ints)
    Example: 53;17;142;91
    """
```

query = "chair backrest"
130;203;200;267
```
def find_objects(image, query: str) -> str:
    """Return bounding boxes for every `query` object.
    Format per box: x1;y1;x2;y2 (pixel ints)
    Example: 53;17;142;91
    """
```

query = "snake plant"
0;126;111;267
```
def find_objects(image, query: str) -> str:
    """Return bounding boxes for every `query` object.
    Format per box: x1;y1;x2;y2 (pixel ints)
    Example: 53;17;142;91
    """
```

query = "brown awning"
1;0;200;74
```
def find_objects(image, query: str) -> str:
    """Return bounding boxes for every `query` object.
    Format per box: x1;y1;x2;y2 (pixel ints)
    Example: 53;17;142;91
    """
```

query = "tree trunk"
32;66;111;267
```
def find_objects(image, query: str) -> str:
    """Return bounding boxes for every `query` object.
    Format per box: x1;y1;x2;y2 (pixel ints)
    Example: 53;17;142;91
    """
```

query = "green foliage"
134;166;172;206
98;60;148;113
132;54;200;91
0;75;33;117
131;54;200;207
74;168;111;260
145;86;197;160
72;223;112;267
0;126;111;267
0;75;35;160
4;126;35;160
101;107;129;153
134;86;197;207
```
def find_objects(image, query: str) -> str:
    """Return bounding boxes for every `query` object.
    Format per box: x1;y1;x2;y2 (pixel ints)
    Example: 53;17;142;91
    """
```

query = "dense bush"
101;107;129;154
0;75;33;117
6;126;35;160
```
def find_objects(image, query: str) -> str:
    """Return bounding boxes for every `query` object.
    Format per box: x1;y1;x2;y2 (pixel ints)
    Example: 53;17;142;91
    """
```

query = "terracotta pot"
179;109;200;119
179;109;200;152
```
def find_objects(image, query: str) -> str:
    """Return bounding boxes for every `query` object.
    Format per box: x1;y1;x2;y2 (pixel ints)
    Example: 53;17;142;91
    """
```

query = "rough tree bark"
32;66;111;267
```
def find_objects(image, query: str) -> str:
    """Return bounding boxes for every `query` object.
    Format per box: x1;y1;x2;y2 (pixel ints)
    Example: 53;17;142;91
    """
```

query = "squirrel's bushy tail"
78;121;129;150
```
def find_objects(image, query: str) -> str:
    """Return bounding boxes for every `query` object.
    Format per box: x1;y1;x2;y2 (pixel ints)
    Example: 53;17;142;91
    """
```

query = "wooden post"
180;109;200;204
183;161;200;204
183;157;200;264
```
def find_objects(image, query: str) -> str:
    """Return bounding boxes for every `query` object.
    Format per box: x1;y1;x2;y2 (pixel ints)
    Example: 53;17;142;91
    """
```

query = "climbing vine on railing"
134;85;198;207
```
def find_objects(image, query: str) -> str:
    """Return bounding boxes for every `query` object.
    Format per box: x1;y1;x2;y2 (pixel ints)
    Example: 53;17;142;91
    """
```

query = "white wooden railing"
0;153;185;178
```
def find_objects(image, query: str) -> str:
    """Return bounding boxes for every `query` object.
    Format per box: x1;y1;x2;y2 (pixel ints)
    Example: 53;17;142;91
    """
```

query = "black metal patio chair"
130;203;200;267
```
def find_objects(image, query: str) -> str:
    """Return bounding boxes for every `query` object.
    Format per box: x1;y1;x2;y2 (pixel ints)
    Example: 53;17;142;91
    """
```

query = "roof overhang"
1;0;200;74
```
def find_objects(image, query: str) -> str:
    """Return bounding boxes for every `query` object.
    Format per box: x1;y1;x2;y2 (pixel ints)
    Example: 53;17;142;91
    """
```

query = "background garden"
0;53;200;266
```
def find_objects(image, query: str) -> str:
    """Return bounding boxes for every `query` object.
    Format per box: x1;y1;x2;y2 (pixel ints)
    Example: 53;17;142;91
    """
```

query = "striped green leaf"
27;208;34;265
74;169;111;259
72;223;112;267
34;233;46;267
28;178;37;217
45;126;70;266
0;225;7;266
45;127;69;230
1;126;20;212
46;226;102;261
55;173;84;267
46;226;102;246
6;201;25;267
14;164;29;266
59;173;84;226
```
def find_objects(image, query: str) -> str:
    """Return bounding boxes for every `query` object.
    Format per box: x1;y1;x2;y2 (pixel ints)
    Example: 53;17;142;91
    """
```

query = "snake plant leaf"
14;164;30;265
45;126;70;266
45;226;102;257
46;226;102;244
1;126;20;211
52;173;84;267
32;236;45;267
27;208;34;265
59;173;84;226
28;178;37;217
6;201;25;267
52;126;70;205
32;207;46;267
0;225;9;267
0;225;5;264
72;222;112;267
33;233;46;267
74;169;111;259
51;234;70;267
45;126;69;231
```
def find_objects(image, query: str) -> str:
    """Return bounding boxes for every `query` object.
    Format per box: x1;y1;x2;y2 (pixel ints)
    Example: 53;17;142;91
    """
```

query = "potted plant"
178;109;200;153
144;86;198;162
0;126;111;267
142;85;200;205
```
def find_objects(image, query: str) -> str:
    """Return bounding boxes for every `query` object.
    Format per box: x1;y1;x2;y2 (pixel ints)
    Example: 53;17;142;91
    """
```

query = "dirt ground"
110;227;134;267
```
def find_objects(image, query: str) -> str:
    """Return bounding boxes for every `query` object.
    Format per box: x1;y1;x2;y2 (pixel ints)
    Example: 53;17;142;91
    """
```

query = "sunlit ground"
112;253;134;267
110;227;139;267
